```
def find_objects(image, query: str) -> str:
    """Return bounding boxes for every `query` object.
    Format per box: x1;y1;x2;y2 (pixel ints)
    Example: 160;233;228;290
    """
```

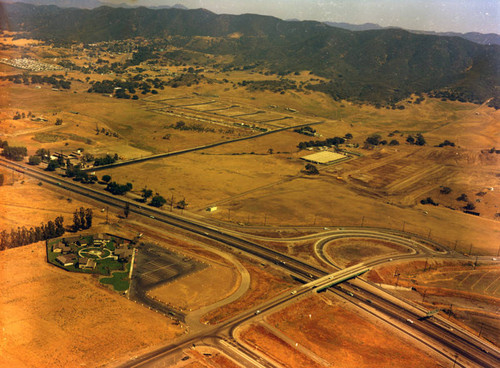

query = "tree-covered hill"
1;2;498;105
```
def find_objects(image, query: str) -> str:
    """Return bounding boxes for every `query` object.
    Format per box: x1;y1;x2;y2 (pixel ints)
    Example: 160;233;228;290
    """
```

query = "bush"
28;155;41;165
420;197;438;206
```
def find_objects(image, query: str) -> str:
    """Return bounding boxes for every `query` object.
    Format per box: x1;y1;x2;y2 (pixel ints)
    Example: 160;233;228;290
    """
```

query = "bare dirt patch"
200;262;292;324
0;242;183;368
258;294;444;367
324;238;410;267
240;324;323;368
148;258;240;312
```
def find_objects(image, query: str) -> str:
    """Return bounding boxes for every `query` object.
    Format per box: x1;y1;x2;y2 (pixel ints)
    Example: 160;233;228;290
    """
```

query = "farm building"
301;151;348;165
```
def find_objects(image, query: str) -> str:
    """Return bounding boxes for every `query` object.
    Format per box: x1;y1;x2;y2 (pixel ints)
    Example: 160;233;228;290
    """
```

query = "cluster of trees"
428;90;482;105
294;126;316;136
87;75;165;98
406;134;426;146
0;74;71;89
453;193;477;212
242;79;300;94
166;72;205;88
364;134;400;147
13;111;32;120
106;181;132;195
0;216;65;251
72;207;93;231
1;142;28;161
168;121;215;133
297;136;346;150
140;187;188;209
437;140;455;147
94;153;118;166
95;126;119;138
65;164;98;183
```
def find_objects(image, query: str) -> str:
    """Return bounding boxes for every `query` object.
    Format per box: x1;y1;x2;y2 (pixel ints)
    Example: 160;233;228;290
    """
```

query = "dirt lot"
239;294;444;367
148;250;241;312
324;238;410;267
0;242;183;368
200;261;292;325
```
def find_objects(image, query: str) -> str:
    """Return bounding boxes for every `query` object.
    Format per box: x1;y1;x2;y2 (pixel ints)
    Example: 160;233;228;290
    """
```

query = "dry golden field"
239;294;445;368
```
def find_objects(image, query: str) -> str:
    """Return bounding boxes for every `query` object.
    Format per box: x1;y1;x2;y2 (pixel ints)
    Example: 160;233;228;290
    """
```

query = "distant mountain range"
3;0;188;10
1;2;498;106
323;21;500;46
4;0;499;46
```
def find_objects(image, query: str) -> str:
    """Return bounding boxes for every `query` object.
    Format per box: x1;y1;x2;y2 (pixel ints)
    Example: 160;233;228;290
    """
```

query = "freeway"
2;157;499;368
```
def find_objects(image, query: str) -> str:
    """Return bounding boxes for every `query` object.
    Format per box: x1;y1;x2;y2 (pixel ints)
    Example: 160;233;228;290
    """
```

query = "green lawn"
100;264;130;292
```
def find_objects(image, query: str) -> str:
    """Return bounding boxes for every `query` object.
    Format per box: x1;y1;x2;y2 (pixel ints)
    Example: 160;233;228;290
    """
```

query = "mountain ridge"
1;2;498;106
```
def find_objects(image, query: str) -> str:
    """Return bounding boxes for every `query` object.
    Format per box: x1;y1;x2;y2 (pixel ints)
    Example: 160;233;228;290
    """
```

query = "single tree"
305;163;319;175
141;188;153;202
73;209;82;231
124;203;130;218
150;195;166;208
85;208;93;229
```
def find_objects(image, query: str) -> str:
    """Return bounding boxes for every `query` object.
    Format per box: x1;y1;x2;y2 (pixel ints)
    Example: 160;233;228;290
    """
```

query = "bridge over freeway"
299;265;371;293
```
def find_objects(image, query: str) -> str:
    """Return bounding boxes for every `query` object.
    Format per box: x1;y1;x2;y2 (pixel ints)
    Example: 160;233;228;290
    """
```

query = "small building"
206;206;218;212
78;257;96;270
61;246;72;254
52;242;64;253
56;255;76;267
115;248;132;261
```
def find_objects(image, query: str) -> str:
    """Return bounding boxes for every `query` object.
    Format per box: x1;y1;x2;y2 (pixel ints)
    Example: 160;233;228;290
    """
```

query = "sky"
121;0;500;34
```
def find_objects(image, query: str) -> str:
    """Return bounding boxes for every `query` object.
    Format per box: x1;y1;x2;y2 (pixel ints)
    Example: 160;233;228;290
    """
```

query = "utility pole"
313;214;317;226
454;240;458;251
361;216;365;227
427;228;432;239
468;243;473;256
264;213;267;226
394;269;400;288
402;221;406;232
106;206;109;224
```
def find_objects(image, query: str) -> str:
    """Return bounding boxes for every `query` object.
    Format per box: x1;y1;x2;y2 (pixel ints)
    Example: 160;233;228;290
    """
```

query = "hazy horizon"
99;0;500;34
